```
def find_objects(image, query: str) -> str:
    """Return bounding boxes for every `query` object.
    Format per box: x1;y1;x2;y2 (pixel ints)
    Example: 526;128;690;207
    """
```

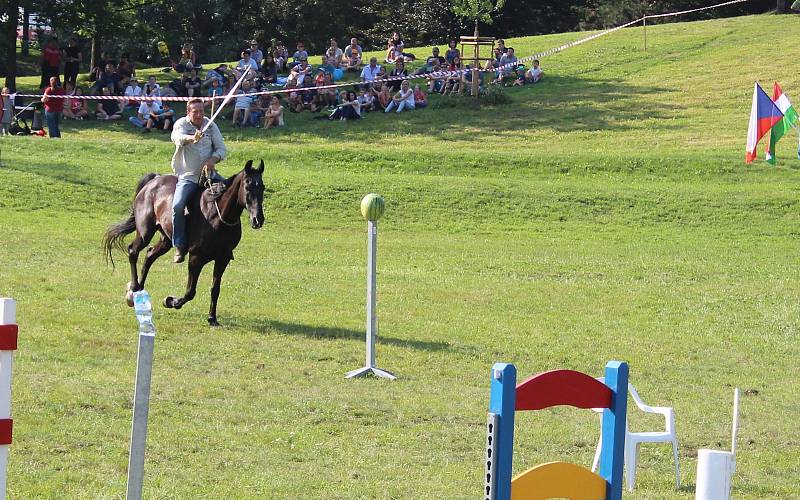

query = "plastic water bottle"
133;290;155;336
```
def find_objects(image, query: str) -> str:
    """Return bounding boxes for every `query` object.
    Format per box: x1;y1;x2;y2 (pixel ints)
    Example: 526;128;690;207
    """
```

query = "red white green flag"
765;83;799;164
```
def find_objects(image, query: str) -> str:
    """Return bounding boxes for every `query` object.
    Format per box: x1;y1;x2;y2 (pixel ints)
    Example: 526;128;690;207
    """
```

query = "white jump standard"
346;194;395;380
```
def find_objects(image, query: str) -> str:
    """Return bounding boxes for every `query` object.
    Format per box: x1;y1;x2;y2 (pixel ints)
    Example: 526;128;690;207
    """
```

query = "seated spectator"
235;50;259;80
375;83;391;109
145;101;174;133
442;56;463;95
64;85;88;120
526;59;544;83
413;84;427;108
291;59;313;86
427;64;445;93
298;77;319;112
232;80;255;126
117;53;136;90
320;57;337;76
89;51;112;83
360;57;385;87
129;99;161;128
445;39;460;65
207;78;224;108
496;47;518;84
143;75;160;98
183;69;202;97
413;47;445;76
96;87;123;120
172;44;197;73
92;63;120;95
388;60;408;92
261;54;279;84
326;39;344;68
344;38;363;71
264;96;285;128
204;64;234;91
512;66;527;86
463;64;486;96
246;94;270;127
385;32;403;63
330;90;361;121
273;41;288;71
289;42;308;70
493;39;507;65
249;40;264;70
284;79;302;112
122;78;142;109
357;88;376;112
385;80;415;113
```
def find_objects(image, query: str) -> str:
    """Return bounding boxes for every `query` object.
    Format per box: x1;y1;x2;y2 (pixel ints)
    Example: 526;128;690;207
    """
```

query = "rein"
202;165;241;227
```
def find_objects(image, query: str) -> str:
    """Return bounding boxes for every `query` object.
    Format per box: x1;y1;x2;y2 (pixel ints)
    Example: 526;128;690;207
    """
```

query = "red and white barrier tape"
11;0;749;103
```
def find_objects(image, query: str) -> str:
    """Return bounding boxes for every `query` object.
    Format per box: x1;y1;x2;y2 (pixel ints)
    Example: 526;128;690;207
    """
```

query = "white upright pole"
126;291;156;500
0;298;17;500
346;195;395;380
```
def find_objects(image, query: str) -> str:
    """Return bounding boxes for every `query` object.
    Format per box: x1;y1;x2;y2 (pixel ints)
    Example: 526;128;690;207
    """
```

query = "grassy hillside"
1;13;799;498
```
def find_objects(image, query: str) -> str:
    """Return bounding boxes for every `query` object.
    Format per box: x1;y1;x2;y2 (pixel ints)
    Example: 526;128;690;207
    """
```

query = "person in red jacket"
40;38;62;89
41;77;66;138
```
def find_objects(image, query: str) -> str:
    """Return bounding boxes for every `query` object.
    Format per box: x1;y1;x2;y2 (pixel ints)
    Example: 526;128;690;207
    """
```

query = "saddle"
198;168;228;200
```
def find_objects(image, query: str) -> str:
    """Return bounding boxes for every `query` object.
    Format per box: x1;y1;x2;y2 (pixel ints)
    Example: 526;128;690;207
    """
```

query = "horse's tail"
103;173;159;267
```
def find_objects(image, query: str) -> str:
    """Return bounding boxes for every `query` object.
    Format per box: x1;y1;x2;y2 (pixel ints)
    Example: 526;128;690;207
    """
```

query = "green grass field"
1;13;800;498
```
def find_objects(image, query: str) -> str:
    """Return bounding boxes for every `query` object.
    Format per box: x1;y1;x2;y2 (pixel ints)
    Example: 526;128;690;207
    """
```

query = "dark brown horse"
104;160;265;326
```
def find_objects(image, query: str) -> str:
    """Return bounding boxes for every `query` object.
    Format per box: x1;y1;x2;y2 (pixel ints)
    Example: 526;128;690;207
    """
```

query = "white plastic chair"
591;380;680;491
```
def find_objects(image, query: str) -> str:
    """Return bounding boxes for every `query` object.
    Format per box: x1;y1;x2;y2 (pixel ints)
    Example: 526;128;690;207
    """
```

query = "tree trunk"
90;36;98;74
472;21;479;100
21;7;29;56
4;0;19;92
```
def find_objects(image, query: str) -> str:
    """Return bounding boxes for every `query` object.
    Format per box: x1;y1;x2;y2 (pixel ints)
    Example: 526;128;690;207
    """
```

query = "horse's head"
239;160;265;229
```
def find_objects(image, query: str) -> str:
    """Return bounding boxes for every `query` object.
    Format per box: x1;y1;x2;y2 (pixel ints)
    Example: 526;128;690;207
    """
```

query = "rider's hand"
192;130;204;143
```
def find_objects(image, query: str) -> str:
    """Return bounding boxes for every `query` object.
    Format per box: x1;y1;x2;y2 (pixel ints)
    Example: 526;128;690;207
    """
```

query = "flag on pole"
746;83;783;163
765;83;799;164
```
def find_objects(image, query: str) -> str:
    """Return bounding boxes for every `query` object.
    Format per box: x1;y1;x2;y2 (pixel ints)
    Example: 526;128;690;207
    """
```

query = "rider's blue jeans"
171;172;224;251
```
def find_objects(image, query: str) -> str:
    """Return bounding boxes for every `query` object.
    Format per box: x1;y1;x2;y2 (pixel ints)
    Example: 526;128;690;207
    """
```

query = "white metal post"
346;220;395;380
0;298;17;500
126;291;156;500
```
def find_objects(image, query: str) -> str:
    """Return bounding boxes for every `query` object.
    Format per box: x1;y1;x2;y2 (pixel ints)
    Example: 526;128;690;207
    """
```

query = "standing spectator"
261;54;279;84
249;41;264;70
64;86;88;120
183;69;202;97
235;50;259;80
130;99;161;128
0;87;12;135
384;80;415;113
41;77;66;138
264;96;285;128
526;59;544;83
289;42;308;69
413;84;427;108
62;37;82;87
122;77;142;109
41;39;62;89
326;39;344;68
388;60;408;91
360;57;384;89
444;39;460;65
95;87;123;121
344;38;363;71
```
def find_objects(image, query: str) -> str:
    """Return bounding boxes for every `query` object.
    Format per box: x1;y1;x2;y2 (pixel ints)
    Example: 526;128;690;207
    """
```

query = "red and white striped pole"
0;298;17;498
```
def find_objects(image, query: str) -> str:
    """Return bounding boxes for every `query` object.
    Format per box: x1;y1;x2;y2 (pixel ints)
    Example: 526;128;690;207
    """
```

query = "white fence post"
0;298;18;499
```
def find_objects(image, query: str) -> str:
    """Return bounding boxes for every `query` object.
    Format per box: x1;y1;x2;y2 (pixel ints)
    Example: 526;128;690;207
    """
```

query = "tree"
2;0;19;91
451;0;507;29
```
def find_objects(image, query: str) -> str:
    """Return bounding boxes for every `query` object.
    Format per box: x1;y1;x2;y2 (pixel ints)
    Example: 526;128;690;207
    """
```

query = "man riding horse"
171;97;227;263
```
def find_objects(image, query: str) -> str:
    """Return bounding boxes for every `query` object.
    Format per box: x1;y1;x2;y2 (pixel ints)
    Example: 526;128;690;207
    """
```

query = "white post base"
345;365;396;380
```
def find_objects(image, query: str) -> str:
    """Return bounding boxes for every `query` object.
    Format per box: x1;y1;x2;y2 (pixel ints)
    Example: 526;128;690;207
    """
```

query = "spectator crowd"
28;33;545;136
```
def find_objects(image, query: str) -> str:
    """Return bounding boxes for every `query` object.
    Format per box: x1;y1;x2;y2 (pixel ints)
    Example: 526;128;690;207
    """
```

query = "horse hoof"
208;317;221;327
164;296;175;308
125;290;135;307
126;281;134;292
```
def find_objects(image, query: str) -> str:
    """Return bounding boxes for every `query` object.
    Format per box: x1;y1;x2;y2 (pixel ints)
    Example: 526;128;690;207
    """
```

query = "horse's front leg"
208;256;231;327
164;255;206;310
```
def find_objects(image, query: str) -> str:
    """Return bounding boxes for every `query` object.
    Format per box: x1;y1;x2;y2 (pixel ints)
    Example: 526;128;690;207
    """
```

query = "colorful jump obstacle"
484;361;629;500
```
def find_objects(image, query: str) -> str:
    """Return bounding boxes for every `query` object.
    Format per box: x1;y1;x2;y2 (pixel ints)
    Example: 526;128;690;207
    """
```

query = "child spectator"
326;39;344;68
376;83;391;109
428;64;445;93
285;79;302;112
122;78;142;109
444;39;460;65
233;80;255;126
143;76;160;98
273;41;289;71
289;42;308;69
526;59;544;83
183;69;201;97
96;86;122;121
261;55;279;84
145;101;174;132
1;87;13;135
512;66;527;86
413;84;427;108
235;50;259;80
247;94;270;127
299;77;319;112
358;88;375;112
344;38;363;71
64;86;88;120
385;80;415;113
388;60;408;91
264;96;285;128
130;99;161;128
442;56;463;95
207;78;223;100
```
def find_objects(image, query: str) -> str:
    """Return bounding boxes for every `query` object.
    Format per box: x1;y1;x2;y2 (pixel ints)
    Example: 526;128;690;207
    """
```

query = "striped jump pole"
346;194;395;380
126;290;156;500
0;299;18;499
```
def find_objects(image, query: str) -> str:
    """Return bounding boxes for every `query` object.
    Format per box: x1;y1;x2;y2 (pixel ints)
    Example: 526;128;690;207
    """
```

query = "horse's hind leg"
138;233;171;290
207;257;231;327
164;255;206;311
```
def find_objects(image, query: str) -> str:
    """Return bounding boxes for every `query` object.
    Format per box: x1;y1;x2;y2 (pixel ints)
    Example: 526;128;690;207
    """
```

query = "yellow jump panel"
511;461;606;500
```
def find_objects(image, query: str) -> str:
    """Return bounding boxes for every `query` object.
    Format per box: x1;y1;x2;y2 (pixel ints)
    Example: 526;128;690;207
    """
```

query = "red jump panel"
515;369;612;411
